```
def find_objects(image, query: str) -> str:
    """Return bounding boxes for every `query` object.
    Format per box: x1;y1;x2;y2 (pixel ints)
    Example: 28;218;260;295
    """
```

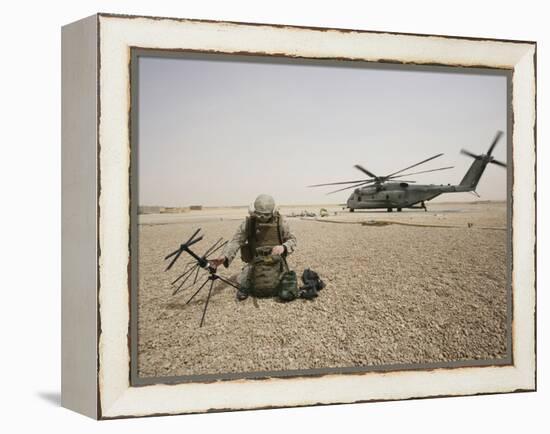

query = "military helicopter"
308;131;506;212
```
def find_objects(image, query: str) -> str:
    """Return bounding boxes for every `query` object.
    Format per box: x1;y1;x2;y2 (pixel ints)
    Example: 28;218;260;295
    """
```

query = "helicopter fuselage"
309;131;506;212
346;182;470;210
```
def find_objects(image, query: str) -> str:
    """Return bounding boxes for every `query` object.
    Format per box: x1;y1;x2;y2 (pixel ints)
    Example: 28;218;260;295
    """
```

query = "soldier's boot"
236;288;249;301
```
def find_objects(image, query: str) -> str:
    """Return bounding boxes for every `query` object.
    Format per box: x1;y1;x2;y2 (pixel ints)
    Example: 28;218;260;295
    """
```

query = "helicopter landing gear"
421;201;427;212
387;208;393;212
349;208;354;213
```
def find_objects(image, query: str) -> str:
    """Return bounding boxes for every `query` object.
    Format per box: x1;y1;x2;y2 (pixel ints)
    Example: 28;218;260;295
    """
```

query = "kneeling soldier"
210;194;298;301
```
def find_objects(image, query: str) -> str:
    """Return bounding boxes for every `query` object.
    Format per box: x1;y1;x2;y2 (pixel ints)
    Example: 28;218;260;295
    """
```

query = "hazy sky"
138;54;508;207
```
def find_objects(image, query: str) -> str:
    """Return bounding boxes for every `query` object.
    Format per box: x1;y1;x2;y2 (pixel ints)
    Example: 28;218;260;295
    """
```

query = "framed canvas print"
61;13;536;419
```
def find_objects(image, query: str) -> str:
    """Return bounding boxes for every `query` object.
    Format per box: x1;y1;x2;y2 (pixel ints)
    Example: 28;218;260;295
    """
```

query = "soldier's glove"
271;245;285;256
210;256;227;269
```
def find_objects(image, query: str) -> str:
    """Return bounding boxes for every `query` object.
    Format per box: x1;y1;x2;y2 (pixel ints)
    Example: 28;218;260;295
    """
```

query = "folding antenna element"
164;229;239;327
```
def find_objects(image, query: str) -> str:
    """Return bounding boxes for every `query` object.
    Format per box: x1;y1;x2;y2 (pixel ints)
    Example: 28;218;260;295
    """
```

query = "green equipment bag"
250;255;284;297
278;270;299;301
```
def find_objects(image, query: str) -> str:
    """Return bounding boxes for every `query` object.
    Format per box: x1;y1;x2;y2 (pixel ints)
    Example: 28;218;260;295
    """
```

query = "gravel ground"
136;202;508;378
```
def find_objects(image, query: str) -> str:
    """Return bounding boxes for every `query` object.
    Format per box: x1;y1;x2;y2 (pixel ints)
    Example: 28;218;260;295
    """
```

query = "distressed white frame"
66;13;536;419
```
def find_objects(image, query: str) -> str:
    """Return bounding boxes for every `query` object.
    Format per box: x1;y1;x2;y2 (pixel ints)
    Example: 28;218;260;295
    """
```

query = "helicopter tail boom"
457;131;506;191
458;158;488;190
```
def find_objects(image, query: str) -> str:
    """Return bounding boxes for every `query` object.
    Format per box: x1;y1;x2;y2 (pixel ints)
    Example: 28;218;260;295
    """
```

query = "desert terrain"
137;201;509;379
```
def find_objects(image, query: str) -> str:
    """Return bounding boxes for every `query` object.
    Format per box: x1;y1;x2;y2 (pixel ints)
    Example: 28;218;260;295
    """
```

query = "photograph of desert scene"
133;53;510;380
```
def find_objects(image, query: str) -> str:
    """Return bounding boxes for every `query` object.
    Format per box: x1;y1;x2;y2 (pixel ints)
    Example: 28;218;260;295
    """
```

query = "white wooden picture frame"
61;13;536;419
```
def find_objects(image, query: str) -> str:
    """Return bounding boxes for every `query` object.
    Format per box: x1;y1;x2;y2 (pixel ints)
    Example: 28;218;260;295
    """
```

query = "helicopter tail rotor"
460;130;506;168
458;131;506;190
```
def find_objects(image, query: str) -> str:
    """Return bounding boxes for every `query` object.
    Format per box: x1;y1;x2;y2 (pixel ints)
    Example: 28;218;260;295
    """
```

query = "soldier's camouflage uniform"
221;215;297;296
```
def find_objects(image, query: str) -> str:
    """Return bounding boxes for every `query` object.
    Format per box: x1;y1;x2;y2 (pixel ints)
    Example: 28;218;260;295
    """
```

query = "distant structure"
138;206;162;214
138;206;196;214
190;205;203;211
161;207;188;214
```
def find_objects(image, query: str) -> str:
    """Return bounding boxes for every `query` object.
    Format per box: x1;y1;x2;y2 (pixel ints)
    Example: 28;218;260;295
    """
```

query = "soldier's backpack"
250;254;285;297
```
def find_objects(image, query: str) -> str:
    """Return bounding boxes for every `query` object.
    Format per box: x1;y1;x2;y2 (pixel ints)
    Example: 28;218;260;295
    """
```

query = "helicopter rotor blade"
385;153;443;178
307;179;370;187
327;180;374;195
491;159;507;168
353;164;378;179
487;130;504;156
388;166;454;179
460;149;479;159
388;179;417;183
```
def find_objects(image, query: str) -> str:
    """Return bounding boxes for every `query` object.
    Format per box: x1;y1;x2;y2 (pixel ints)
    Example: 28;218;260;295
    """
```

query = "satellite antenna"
164;229;239;327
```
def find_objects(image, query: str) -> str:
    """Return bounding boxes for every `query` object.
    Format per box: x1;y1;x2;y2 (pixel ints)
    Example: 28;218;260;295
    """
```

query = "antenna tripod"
164;228;240;327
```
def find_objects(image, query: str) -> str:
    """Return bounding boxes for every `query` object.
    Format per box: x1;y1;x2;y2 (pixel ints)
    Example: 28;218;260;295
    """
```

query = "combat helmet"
253;194;276;222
